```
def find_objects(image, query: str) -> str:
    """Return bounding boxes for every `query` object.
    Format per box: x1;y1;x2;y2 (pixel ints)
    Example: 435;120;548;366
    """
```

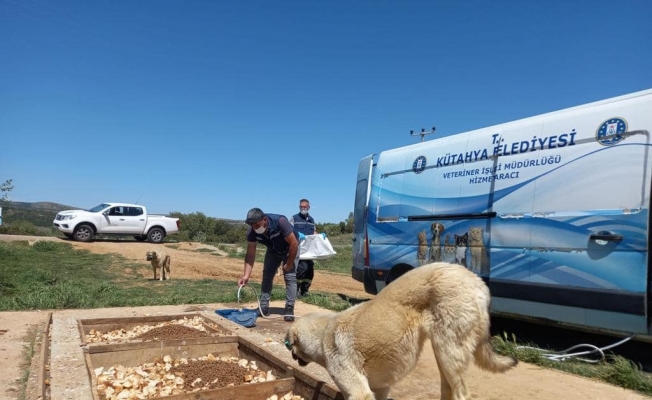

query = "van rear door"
353;155;374;277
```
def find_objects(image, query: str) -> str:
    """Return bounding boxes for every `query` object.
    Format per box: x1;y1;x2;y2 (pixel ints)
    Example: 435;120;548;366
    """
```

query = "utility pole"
410;126;436;142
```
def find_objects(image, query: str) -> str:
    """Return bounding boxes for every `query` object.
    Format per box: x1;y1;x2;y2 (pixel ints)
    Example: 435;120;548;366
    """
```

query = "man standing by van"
238;208;299;322
290;199;317;297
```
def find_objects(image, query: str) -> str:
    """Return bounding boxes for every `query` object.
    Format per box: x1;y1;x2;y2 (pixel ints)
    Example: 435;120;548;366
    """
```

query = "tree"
1;179;13;203
345;211;354;233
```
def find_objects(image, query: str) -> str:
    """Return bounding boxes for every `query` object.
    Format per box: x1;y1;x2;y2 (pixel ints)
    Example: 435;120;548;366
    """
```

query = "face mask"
300;209;308;215
254;225;266;234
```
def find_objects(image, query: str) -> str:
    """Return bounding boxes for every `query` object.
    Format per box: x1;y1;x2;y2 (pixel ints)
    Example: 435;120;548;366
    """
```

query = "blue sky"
1;1;651;223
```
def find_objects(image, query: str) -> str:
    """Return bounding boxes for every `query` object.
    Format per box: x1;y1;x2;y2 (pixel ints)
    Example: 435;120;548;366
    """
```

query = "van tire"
385;264;412;286
73;224;94;242
147;228;165;243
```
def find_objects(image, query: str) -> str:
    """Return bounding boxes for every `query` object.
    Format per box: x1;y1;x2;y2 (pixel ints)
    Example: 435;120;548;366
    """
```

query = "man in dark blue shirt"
290;198;317;297
238;207;299;321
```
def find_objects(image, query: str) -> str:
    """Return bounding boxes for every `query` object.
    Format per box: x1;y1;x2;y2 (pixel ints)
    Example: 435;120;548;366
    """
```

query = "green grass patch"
313;234;352;274
325;234;353;246
215;244;244;258
299;291;358;312
0;241;290;311
492;332;652;396
313;245;351;275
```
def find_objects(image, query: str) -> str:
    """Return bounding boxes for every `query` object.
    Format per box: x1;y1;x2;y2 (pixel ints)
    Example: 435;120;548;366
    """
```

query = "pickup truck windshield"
87;203;111;213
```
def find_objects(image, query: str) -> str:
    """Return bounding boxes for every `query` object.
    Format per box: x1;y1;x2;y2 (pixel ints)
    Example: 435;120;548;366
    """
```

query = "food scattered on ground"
86;316;228;343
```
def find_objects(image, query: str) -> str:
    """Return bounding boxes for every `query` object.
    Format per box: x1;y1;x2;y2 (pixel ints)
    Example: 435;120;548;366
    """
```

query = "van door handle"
119;218;125;221
589;232;623;241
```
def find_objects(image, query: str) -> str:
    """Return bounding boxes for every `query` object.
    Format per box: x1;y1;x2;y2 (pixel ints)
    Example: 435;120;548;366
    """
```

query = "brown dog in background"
145;250;171;281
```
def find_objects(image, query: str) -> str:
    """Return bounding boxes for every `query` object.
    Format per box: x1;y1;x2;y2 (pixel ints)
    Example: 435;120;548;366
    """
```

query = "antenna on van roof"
410;126;436;142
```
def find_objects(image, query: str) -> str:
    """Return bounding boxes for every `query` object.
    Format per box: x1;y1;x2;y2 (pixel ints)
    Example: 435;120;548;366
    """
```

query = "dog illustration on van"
429;222;444;262
469;227;489;275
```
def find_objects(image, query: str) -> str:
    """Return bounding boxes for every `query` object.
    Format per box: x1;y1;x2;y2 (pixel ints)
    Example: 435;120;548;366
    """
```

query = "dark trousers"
296;259;314;295
260;251;298;309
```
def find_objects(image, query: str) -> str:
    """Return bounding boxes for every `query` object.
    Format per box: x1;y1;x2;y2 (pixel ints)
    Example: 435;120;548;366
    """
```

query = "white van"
352;89;652;338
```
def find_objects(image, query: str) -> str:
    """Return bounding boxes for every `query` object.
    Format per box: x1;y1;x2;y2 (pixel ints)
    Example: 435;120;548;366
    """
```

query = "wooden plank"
160;377;295;400
85;335;240;354
80;313;202;327
84;351;102;400
289;365;344;400
35;312;52;400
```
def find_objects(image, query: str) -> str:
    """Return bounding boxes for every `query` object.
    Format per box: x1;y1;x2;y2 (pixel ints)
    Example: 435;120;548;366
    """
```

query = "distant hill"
1;201;78;227
3;201;78;211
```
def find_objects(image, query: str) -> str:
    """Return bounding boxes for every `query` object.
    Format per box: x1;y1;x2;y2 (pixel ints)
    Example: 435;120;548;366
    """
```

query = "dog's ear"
290;325;299;343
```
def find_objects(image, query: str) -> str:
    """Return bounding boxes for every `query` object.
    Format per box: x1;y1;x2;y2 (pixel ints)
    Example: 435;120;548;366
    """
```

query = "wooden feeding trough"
77;313;233;346
83;335;343;400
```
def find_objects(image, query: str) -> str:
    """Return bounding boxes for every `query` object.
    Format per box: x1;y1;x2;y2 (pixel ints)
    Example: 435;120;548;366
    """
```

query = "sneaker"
258;306;269;317
284;306;295;322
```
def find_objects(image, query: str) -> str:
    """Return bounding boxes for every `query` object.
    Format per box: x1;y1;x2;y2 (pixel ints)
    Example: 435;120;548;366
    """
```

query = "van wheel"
385;264;412;286
73;224;94;242
147;228;165;243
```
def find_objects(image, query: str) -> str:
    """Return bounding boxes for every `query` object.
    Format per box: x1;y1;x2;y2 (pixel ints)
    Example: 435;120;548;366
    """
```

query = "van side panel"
362;90;652;335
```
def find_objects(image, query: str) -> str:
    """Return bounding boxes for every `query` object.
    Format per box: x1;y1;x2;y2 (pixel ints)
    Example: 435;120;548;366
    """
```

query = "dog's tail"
473;336;518;373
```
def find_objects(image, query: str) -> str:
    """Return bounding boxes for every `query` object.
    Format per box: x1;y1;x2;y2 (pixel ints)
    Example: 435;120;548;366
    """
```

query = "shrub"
0;220;38;235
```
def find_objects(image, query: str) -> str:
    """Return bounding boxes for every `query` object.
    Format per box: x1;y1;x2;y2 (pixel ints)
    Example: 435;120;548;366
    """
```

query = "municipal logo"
412;156;427;174
596;117;627;146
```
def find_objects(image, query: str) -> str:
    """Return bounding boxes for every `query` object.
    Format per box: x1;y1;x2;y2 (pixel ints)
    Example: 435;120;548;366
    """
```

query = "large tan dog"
285;262;516;400
145;250;171;281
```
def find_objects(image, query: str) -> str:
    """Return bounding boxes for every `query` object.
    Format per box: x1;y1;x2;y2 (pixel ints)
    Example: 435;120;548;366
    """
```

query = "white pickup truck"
53;203;180;243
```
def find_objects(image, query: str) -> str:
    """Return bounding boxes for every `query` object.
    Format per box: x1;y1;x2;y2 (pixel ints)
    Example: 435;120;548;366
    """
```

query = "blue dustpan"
215;308;258;328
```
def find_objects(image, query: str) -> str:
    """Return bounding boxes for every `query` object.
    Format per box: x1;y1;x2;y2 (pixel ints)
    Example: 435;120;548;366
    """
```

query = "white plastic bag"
299;235;337;260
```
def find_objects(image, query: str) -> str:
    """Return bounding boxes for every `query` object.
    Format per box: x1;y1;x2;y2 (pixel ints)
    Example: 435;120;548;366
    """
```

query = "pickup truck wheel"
147;228;165;243
73;224;94;242
133;235;147;242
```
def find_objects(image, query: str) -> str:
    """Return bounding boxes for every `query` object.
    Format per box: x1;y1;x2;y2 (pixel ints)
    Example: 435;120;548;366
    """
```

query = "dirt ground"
0;234;650;400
